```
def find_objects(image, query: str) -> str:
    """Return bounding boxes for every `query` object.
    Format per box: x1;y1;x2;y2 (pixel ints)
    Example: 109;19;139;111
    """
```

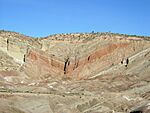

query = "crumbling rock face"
23;49;64;79
0;31;150;79
0;31;150;80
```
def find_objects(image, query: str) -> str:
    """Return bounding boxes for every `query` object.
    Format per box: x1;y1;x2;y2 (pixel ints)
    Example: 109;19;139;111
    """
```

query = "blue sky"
0;0;150;37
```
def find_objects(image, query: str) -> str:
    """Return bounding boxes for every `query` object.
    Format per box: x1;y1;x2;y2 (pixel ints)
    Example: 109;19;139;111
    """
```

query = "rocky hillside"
0;30;150;113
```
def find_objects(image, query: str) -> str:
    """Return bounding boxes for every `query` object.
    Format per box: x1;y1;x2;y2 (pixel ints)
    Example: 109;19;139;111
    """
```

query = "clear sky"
0;0;150;37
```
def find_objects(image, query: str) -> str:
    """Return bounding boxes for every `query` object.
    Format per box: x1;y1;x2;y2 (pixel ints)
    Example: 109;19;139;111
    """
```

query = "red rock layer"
24;43;129;79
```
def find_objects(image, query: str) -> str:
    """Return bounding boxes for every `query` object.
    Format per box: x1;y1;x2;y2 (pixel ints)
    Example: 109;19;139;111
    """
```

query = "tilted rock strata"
0;30;150;80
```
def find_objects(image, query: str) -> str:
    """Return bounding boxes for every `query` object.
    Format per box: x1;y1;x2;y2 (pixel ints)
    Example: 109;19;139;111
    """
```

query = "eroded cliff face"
0;31;150;80
24;38;150;80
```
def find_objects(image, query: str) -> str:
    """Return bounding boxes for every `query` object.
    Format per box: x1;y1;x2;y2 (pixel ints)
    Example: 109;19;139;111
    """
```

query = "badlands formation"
0;30;150;113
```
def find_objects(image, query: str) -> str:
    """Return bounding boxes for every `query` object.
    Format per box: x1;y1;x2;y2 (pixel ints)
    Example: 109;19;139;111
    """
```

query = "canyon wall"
0;31;150;80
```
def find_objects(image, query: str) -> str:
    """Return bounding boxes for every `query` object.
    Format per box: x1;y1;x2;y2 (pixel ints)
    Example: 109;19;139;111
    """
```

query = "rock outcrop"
0;30;150;80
